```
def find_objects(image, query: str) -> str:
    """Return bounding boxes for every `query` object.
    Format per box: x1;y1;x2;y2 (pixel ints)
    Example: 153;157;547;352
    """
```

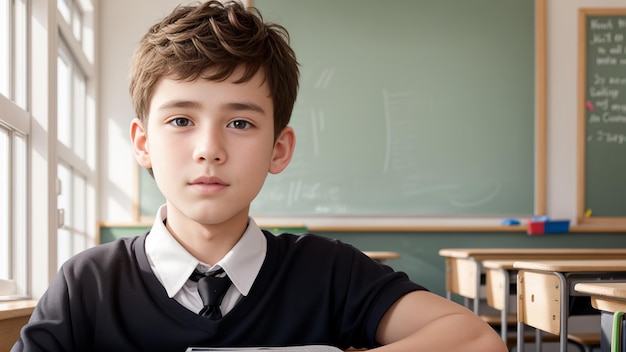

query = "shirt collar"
145;204;267;298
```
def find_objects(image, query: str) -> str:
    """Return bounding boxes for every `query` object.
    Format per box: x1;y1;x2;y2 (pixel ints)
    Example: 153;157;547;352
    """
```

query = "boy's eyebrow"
157;100;202;111
157;100;266;114
224;102;267;114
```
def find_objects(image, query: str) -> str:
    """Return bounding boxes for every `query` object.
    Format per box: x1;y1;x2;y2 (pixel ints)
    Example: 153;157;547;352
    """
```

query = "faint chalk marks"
315;67;335;89
450;181;502;208
382;89;392;173
403;184;457;197
310;109;323;157
382;89;425;174
286;179;302;206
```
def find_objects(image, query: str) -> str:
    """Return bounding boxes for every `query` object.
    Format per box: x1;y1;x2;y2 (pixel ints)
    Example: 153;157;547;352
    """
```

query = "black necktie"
190;268;231;320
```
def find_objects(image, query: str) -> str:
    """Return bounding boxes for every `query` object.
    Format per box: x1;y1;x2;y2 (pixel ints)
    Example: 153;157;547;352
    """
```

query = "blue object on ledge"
501;218;521;226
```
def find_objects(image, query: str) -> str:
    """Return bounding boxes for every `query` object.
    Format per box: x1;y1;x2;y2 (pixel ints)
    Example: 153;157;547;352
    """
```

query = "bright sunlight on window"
0;122;27;299
1;0;96;300
0;0;30;300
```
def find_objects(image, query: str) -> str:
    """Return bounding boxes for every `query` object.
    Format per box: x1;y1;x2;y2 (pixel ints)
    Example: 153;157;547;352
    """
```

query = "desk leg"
557;272;568;352
473;259;481;314
445;259;451;300
518;321;525;352
601;311;612;352
501;268;510;342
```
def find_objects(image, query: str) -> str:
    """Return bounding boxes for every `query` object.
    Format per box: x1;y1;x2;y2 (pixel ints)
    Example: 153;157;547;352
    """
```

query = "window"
0;123;28;298
0;0;96;300
1;0;28;108
0;0;30;299
57;162;91;266
56;0;96;269
0;0;9;97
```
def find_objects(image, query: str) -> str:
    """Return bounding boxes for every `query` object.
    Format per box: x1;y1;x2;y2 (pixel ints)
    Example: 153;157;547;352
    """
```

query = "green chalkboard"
98;223;149;244
580;9;626;220
98;223;308;244
251;0;535;217
138;0;537;218
139;167;164;219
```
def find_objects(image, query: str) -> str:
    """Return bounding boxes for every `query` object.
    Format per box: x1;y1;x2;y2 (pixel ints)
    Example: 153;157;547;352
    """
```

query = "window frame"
55;0;97;271
0;0;97;301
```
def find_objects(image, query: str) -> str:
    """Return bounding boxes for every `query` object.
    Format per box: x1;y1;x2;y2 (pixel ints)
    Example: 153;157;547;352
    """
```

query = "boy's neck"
164;208;249;265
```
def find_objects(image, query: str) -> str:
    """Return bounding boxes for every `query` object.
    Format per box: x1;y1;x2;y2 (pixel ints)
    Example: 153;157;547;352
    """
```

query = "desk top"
482;259;517;270
513;259;626;272
439;248;626;260
0;299;37;320
574;282;626;313
575;282;626;300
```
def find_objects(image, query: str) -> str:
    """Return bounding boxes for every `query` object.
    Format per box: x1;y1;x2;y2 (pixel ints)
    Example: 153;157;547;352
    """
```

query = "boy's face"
131;67;294;229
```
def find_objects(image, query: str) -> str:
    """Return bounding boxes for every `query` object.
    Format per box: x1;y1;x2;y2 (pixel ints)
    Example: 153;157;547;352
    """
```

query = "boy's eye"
228;120;252;129
170;117;191;127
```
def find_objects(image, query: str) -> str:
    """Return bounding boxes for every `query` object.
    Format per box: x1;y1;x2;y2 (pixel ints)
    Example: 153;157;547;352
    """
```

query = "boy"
13;1;506;351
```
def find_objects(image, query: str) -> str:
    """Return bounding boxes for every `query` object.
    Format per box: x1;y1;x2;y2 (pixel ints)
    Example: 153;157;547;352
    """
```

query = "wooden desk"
439;248;626;312
483;260;602;350
575;282;626;313
0;300;36;352
363;251;400;264
515;259;626;352
482;259;518;340
575;282;626;351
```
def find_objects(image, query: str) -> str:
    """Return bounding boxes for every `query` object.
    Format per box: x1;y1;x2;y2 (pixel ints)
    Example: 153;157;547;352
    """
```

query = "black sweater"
13;231;424;352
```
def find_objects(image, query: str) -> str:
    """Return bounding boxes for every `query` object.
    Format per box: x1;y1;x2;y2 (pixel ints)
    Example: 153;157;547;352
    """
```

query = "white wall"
98;0;626;224
99;0;183;222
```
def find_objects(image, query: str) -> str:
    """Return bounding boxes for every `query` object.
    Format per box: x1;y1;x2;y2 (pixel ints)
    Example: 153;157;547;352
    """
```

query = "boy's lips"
190;176;228;186
188;176;229;194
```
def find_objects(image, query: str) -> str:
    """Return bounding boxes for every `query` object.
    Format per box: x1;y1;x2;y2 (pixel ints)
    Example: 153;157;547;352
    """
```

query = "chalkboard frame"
577;8;626;225
133;0;548;229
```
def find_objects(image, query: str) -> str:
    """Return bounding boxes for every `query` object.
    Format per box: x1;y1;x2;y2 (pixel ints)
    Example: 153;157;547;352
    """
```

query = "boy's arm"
372;290;507;352
12;268;82;352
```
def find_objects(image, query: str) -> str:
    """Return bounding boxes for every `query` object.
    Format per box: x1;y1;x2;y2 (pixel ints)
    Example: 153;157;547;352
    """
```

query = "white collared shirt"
145;204;267;315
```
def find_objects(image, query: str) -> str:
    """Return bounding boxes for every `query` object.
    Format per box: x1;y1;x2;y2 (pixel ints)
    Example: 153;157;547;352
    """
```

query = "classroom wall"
98;0;626;296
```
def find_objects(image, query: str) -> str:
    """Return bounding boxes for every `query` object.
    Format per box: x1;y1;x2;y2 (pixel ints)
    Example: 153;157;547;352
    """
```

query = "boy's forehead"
159;65;270;91
149;67;273;111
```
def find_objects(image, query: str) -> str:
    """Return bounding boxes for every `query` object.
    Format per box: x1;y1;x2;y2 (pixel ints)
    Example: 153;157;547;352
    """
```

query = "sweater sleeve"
332;243;427;349
12;264;92;352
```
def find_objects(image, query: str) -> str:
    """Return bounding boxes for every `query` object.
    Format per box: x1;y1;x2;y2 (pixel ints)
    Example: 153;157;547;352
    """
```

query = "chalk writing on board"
582;11;626;218
586;16;626;146
590;131;626;144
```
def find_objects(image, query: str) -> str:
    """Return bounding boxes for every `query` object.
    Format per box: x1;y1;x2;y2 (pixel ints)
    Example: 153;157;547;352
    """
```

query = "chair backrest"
517;270;562;335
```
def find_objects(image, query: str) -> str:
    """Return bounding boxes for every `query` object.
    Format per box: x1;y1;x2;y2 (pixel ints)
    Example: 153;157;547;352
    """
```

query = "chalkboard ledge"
253;216;529;232
98;219;626;236
569;224;626;233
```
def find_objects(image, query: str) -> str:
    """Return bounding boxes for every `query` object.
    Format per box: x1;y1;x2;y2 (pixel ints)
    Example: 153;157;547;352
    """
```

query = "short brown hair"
128;0;299;139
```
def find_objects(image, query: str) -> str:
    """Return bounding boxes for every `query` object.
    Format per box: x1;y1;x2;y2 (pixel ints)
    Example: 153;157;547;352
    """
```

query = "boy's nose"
193;129;226;163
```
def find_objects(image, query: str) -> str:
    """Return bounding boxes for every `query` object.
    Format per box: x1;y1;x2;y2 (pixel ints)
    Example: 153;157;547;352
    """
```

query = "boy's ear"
130;118;152;169
269;126;296;174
